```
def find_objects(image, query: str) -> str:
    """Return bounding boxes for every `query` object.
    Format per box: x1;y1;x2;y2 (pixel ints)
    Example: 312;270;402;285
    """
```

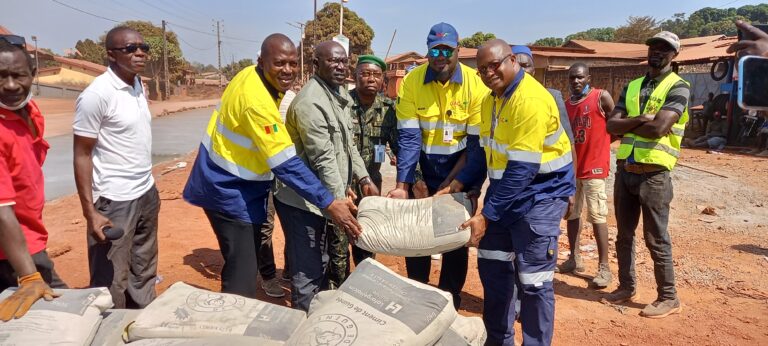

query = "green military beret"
357;54;387;71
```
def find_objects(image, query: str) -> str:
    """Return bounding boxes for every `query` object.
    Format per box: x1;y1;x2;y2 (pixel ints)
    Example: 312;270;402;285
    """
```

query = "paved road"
43;107;214;200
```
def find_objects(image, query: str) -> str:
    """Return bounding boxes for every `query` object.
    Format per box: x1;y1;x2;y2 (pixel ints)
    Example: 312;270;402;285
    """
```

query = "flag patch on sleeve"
264;124;279;134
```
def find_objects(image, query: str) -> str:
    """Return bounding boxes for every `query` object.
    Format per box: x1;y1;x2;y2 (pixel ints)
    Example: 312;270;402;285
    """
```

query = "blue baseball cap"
511;45;533;60
427;22;459;49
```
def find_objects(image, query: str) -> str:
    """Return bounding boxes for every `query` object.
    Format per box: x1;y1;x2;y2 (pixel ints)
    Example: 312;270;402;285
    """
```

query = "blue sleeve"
272;156;335;209
456;135;486;188
481;160;539;222
396;128;422;184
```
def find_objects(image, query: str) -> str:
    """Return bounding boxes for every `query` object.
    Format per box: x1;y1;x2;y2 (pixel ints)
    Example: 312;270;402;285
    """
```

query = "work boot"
261;278;285;298
281;270;291;282
555;255;584;273
592;263;612;288
640;298;682;319
603;287;636;304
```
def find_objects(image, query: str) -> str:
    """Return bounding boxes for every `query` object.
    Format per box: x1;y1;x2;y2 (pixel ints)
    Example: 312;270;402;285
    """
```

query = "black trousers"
614;167;677;300
257;193;277;281
0;250;68;292
406;247;468;310
89;185;160;309
204;208;265;298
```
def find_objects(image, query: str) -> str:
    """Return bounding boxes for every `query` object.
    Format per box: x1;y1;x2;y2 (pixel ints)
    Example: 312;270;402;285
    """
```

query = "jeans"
614;167;677;300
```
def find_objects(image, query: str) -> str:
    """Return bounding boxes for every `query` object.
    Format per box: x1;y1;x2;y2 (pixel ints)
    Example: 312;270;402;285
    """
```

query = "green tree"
531;37;564;47
74;21;185;98
74;38;107;65
614;16;659;43
565;27;616;42
221;58;254;80
459;32;496;48
301;2;374;80
660;13;688;37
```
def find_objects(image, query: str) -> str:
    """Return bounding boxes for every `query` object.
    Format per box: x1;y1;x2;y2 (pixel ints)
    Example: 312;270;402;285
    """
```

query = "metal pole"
384;29;397;61
162;20;169;100
216;20;222;88
31;35;39;95
287;22;306;83
339;0;344;35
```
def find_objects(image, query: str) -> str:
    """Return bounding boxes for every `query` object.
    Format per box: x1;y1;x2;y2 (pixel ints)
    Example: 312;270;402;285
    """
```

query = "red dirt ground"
43;148;768;345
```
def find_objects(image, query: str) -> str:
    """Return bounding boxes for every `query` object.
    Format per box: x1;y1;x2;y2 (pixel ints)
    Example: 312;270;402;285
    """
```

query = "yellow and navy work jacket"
395;62;489;190
616;72;689;171
462;70;575;222
183;66;333;223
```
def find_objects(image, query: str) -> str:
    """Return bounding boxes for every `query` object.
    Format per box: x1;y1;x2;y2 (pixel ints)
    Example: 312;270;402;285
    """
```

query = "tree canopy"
564;27;616;42
531;37;564;47
614;16;659;43
301;2;374;81
221;58;254;80
459;32;496;48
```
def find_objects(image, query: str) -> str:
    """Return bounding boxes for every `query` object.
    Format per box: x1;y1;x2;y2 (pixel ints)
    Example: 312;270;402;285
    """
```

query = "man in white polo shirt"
73;26;159;309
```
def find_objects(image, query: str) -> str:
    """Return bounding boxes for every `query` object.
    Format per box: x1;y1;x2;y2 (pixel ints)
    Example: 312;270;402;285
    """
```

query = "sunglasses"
108;43;150;54
0;35;26;49
477;54;512;75
428;48;454;58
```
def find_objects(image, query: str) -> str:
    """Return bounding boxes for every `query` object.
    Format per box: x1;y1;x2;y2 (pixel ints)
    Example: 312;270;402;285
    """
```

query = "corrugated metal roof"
674;36;737;63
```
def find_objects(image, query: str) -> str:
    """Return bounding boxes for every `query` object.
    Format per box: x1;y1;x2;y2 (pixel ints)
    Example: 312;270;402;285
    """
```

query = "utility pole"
31;35;39;95
339;0;346;34
287;22;305;83
161;20;169;100
216;20;222;88
384;29;397;61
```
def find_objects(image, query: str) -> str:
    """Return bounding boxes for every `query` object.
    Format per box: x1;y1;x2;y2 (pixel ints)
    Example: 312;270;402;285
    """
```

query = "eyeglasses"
477;55;512;75
428;48;454;58
108;43;150;54
0;35;26;49
358;71;383;79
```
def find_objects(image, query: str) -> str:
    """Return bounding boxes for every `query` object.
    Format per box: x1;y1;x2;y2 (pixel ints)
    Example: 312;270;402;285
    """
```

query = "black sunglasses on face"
108;43;150;54
0;35;26;49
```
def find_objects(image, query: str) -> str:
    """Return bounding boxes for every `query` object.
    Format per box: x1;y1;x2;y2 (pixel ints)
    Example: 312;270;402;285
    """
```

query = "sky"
3;0;764;66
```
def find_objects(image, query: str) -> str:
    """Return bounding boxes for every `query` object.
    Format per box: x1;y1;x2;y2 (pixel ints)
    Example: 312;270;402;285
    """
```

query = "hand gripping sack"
126;282;305;342
288;259;456;346
356;193;472;256
0;287;113;346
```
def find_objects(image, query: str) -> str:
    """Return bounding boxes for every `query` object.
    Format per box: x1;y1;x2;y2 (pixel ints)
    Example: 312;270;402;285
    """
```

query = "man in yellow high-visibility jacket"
605;31;690;319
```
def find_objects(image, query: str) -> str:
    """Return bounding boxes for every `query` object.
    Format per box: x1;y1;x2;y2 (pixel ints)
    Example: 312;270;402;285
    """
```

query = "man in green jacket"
273;41;378;311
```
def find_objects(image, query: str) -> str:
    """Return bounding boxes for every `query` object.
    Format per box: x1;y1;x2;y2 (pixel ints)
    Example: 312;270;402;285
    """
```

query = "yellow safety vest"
616;72;689;171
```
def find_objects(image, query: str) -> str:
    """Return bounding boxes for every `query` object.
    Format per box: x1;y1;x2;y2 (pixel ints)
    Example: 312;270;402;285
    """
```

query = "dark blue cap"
427;22;459;49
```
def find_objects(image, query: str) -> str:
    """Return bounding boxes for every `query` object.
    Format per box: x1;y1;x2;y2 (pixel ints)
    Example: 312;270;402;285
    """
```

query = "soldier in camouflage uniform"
327;55;425;288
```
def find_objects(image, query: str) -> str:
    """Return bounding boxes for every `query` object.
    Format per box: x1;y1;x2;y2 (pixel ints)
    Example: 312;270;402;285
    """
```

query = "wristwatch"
358;176;372;186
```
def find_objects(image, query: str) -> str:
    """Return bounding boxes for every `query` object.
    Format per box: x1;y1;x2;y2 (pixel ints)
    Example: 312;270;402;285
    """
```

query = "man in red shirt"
0;36;64;321
561;62;616;288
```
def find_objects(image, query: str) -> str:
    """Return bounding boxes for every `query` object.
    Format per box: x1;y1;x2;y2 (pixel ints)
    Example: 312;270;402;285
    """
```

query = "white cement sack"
128;336;284;346
0;287;113;346
433;315;487;346
90;309;141;346
126;282;305;342
288;259;456;346
356;193;472;256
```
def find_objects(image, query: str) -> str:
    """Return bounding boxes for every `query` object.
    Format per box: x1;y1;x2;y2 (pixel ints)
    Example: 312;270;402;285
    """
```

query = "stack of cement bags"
289;259;486;346
0;287;113;346
124;282;305;344
356;193;472;257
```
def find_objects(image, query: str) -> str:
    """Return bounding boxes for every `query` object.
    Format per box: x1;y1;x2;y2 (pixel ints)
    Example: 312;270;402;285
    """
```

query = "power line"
138;0;199;27
51;0;119;23
166;21;261;44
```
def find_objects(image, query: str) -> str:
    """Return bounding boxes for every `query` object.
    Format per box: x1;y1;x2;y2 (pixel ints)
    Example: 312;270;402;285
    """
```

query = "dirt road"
43;148;768;345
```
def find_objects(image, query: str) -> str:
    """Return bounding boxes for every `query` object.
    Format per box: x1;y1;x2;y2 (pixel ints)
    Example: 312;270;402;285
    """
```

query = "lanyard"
490;96;510;139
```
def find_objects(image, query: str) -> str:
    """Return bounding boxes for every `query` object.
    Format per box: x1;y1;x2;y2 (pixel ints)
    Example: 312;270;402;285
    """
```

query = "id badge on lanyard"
374;144;386;163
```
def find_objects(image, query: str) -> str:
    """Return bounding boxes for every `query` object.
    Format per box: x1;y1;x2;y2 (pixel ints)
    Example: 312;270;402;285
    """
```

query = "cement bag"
128;336;284;346
433;315;487;346
90;309;141;346
126;282;305;342
287;259;456;346
0;287;113;346
356;193;472;256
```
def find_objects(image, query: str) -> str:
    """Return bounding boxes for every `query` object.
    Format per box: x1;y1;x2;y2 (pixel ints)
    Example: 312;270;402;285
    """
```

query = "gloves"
0;272;59;321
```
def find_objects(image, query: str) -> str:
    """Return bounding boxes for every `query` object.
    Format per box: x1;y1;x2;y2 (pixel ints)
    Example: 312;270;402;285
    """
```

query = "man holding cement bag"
386;22;489;310
442;40;575;345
